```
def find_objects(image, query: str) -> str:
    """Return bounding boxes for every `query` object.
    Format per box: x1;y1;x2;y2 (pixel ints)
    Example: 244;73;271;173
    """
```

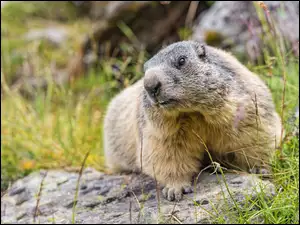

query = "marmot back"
103;41;282;201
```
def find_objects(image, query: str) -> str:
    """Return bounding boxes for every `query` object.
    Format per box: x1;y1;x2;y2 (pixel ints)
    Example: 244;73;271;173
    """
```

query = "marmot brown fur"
103;41;282;201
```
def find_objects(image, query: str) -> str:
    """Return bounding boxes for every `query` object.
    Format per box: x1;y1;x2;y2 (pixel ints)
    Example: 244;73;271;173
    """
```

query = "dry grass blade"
140;133;143;173
279;52;287;154
33;170;48;223
117;21;141;49
71;150;91;224
252;93;261;139
1;190;8;198
185;1;199;28
172;214;183;224
153;164;161;222
167;202;178;223
129;198;132;224
130;190;143;223
130;190;141;210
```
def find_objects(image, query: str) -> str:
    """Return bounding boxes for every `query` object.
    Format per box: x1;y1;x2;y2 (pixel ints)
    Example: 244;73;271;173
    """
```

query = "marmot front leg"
152;163;196;201
140;145;202;201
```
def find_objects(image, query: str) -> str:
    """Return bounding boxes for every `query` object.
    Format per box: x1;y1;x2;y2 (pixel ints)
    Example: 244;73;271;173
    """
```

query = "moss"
204;30;224;46
178;27;193;41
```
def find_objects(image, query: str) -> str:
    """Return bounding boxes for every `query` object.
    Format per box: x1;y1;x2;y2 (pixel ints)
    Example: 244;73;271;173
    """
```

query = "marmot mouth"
157;99;177;107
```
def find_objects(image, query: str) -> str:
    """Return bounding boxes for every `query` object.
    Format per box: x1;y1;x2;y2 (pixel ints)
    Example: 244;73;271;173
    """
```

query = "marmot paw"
249;167;271;177
162;184;193;201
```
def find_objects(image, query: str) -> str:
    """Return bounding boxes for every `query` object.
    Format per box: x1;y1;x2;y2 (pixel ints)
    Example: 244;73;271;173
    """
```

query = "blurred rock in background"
193;1;299;62
68;1;299;83
1;1;299;94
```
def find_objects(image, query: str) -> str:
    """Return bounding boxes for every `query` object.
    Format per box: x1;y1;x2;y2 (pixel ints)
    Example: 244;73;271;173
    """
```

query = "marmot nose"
144;71;162;102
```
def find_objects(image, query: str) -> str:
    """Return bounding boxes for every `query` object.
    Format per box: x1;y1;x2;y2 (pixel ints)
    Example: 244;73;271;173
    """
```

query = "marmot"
103;41;282;201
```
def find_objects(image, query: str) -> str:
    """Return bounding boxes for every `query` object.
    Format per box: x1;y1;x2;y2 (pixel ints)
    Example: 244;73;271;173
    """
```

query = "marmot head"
143;41;238;113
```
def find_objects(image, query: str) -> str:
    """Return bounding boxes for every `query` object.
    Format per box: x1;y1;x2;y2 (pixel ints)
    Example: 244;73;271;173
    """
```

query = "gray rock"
1;167;275;224
24;27;68;47
11;69;69;100
295;105;299;120
192;1;299;61
104;1;150;21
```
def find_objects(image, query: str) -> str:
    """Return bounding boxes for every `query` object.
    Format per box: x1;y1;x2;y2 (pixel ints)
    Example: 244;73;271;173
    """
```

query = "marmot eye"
178;56;186;67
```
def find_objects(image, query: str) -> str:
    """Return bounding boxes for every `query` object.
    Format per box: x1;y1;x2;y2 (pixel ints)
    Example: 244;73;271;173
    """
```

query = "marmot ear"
193;41;206;59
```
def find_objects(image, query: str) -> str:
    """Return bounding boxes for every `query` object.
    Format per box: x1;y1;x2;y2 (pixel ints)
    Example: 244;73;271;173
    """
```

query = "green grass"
1;1;80;23
1;1;93;86
198;133;299;224
1;74;107;189
194;3;299;223
1;1;299;224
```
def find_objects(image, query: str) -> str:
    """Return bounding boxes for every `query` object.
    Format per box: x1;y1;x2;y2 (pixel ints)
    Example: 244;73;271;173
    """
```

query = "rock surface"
24;28;68;47
192;1;299;61
1;168;275;224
